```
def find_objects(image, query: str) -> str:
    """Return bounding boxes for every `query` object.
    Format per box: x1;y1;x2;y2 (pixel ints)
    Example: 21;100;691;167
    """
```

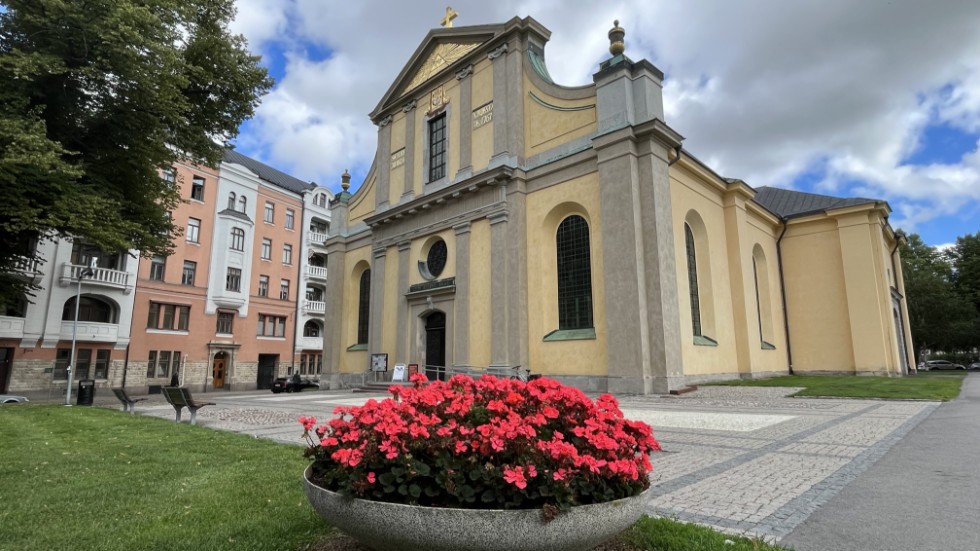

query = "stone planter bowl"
304;466;652;551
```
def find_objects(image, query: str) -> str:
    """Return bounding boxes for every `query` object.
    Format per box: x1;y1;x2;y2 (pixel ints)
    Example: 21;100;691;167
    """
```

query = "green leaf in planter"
383;485;396;494
379;472;396;486
416;463;432;476
480;488;496;503
398;484;408;496
424;485;440;497
409;484;422;498
392;467;406;478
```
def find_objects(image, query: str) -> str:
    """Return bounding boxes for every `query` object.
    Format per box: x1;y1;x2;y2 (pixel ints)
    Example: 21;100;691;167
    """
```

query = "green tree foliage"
900;233;979;355
0;0;272;303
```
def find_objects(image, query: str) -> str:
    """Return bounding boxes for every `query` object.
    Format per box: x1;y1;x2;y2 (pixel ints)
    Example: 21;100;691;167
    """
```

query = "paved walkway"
124;383;940;544
781;373;980;551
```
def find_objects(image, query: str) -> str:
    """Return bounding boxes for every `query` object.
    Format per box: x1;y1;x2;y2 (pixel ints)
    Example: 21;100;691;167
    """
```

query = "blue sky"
229;0;980;248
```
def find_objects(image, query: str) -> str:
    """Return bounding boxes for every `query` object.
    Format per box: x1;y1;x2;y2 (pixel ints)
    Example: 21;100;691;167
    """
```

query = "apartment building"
0;151;332;397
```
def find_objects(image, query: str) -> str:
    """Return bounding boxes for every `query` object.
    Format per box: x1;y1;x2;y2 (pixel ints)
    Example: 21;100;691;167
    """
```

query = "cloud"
230;0;980;240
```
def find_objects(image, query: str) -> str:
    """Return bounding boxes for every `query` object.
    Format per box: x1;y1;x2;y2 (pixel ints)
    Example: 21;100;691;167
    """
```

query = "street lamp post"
65;261;96;406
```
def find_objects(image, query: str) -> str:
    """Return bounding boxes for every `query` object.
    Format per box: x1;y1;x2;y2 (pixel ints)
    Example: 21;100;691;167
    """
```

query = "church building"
321;15;915;394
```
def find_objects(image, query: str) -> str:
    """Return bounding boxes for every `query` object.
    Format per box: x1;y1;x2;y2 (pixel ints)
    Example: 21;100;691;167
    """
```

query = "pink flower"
367;472;376;484
503;466;528;489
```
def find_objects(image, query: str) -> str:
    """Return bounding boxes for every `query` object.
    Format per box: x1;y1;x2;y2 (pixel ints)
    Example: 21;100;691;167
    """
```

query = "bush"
301;374;659;513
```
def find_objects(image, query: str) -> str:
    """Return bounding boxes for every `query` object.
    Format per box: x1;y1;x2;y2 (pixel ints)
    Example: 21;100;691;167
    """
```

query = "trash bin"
76;379;95;406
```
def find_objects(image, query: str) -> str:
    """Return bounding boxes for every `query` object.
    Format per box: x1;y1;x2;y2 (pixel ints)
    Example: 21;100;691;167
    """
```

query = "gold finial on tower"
608;19;625;56
441;6;458;28
341;169;351;192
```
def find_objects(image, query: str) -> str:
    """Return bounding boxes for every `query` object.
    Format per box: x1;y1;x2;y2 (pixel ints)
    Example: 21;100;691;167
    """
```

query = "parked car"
270;376;320;393
920;360;966;371
969;362;980;370
0;394;30;404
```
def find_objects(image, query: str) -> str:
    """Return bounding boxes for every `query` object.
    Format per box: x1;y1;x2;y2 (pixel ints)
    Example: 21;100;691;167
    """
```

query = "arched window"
238;195;247;213
62;296;115;323
556;215;593;330
356;269;371;344
227;192;236;210
230;228;245;251
684;223;702;337
752;245;775;349
303;320;321;338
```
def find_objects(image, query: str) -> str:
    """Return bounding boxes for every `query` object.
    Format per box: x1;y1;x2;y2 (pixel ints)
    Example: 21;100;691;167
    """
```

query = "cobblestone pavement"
126;385;937;544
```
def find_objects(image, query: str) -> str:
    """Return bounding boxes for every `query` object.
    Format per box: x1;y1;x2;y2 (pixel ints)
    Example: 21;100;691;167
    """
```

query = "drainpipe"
668;145;683;167
889;231;910;372
775;222;794;375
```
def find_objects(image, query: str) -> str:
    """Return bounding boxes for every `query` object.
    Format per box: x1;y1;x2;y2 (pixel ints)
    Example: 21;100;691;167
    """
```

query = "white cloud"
231;0;980;239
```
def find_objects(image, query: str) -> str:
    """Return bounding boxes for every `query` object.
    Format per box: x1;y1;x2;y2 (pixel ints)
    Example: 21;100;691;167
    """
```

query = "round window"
426;240;448;278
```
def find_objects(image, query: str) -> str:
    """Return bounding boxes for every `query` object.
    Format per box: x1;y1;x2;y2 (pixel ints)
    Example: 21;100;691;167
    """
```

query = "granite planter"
304;466;652;551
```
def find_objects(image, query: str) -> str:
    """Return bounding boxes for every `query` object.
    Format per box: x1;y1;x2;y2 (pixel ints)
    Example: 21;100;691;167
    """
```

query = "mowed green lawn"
0;406;790;551
709;373;965;401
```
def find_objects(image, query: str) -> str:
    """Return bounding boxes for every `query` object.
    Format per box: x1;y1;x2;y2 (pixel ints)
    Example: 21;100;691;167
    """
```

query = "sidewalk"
780;373;980;551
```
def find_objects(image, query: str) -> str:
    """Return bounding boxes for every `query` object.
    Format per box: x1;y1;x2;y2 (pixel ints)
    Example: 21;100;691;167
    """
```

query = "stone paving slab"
123;385;937;544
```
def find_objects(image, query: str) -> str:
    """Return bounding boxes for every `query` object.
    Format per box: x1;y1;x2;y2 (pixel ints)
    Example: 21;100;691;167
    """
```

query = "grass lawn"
0;405;790;551
708;373;965;401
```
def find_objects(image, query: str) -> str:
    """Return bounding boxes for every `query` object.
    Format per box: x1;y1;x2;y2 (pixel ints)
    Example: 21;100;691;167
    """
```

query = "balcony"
303;300;325;314
307;265;327;280
59;321;119;343
8;257;42;285
59;263;133;294
300;336;323;350
307;231;328;246
0;316;25;340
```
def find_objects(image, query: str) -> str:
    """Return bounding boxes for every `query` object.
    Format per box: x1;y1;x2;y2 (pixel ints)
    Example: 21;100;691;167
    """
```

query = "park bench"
162;386;215;425
484;366;531;382
111;388;146;414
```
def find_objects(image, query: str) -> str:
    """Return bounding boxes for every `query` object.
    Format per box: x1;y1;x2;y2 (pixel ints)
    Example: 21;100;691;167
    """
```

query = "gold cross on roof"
441;6;458;28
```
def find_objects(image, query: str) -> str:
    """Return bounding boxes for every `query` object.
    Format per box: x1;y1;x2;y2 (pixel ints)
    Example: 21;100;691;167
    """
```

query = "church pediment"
370;22;510;121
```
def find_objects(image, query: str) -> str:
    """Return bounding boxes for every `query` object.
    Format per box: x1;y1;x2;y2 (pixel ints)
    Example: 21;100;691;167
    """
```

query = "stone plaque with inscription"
472;101;493;129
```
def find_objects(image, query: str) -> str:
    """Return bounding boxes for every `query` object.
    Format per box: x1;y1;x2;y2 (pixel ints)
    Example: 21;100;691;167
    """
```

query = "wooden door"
212;357;226;389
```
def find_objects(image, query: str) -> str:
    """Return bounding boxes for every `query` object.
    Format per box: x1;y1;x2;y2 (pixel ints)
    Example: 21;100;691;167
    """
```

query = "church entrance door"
425;311;446;381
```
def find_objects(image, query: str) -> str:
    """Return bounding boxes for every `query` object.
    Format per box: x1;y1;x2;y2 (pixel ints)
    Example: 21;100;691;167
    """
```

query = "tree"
0;0;272;303
948;232;980;313
900;233;979;355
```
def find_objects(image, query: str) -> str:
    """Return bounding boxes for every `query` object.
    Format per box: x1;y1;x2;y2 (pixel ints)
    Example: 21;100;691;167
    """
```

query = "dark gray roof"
753;186;878;219
222;149;315;195
217;208;252;222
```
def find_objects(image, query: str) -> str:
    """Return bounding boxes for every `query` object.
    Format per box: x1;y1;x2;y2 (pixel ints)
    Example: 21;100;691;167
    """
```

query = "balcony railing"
307;231;328;246
300;335;323;350
7;256;42;284
59;263;134;294
59;321;119;343
307;265;327;280
304;300;325;314
0;316;26;340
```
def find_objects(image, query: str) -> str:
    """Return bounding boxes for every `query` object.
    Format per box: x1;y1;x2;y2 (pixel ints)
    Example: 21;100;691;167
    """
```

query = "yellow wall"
781;218;855;372
389;113;406;205
670;168;738;376
523;76;597;159
349;174;377;225
340;246;371;373
382;244;399;359
468;219;492;368
744;213;788;373
525;173;608;376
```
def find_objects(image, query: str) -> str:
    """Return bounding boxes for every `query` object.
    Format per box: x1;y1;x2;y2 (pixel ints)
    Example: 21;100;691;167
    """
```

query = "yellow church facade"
321;16;915;394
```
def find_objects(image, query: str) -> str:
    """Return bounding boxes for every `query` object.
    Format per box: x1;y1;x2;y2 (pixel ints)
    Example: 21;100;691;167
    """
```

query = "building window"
146;350;181;379
357;269;370;344
147;302;190;331
280;279;290;300
187;218;201;244
285;209;295;230
62;296;115;323
228;192;236;210
556;215;594;330
239;195;247;212
191;176;205;201
258;275;269;297
261;238;272;260
264;202;275;224
161;167;175;187
257;314;287;337
428;113;447;182
149;256;166;281
181;261;196;286
282;244;292;265
299;352;322;375
226;267;241;292
216;311;234;334
685;223;702;337
303;319;321;337
230;227;245;251
55;348;110;380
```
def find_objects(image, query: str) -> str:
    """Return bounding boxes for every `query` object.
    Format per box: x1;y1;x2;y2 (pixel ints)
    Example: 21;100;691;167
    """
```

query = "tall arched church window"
556;215;593;330
685;223;702;337
356;270;371;345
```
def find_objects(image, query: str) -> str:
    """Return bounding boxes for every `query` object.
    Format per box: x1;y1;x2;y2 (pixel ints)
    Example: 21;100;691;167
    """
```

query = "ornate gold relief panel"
405;42;481;93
